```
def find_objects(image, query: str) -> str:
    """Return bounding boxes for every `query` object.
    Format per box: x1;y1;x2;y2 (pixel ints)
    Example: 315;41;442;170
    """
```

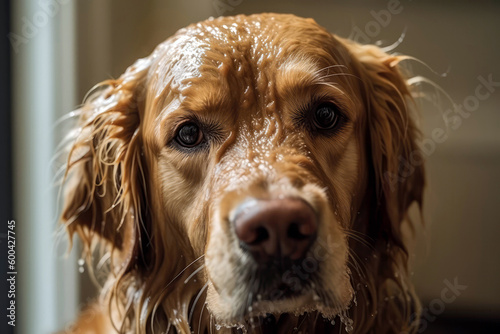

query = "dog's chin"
206;282;352;328
246;294;346;319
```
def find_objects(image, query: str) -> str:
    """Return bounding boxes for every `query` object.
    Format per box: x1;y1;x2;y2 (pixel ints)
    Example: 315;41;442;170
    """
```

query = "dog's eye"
176;122;203;147
313;103;339;130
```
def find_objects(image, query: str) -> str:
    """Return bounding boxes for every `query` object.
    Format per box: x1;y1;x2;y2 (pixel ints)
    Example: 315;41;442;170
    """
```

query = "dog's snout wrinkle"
233;198;317;262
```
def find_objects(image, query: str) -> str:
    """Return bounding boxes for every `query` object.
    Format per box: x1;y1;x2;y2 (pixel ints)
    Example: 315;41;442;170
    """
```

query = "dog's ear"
341;40;425;332
346;41;425;252
61;57;152;257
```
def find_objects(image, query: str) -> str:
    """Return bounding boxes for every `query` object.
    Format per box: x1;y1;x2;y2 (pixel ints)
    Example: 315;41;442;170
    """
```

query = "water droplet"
78;258;85;273
313;294;320;301
256;294;262;301
248;306;253;312
345;318;354;332
215;324;221;330
339;311;354;333
331;319;335;325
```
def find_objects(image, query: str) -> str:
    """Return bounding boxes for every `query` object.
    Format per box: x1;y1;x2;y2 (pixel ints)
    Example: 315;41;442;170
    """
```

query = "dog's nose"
233;198;317;261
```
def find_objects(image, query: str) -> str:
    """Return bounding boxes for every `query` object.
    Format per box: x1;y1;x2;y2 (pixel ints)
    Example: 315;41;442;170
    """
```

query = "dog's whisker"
344;229;375;251
184;263;205;284
347;252;366;281
315;64;349;74
318;72;358;81
197;299;207;334
151;254;206;318
296;312;308;330
167;254;205;287
316;82;354;102
189;282;209;325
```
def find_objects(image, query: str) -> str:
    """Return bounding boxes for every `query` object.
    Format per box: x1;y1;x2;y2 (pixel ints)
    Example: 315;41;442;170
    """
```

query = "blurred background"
2;0;499;333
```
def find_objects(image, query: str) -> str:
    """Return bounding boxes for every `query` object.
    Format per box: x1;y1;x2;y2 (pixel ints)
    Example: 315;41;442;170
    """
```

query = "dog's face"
63;13;424;333
147;14;365;321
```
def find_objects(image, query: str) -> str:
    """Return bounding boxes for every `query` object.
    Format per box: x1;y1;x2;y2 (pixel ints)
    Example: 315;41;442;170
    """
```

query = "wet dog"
61;13;424;333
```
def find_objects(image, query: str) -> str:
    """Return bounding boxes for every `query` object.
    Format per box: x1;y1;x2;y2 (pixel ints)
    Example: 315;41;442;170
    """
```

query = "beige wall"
76;0;500;316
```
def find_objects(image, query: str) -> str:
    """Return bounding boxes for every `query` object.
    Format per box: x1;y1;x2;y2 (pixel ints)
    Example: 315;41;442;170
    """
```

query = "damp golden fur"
61;13;424;334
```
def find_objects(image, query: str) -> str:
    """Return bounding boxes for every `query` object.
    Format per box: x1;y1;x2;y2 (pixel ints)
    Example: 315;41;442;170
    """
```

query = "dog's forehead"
176;13;333;66
148;14;341;113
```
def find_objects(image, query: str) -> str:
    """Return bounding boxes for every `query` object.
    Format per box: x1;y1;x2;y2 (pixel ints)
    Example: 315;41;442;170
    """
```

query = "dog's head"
62;13;424;333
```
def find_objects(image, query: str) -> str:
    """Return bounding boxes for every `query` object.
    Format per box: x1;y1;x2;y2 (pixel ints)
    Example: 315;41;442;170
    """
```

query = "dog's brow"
278;58;321;88
180;81;228;115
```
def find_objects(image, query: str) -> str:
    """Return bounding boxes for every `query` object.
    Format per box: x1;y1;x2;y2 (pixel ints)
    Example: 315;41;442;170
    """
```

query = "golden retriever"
61;13;424;334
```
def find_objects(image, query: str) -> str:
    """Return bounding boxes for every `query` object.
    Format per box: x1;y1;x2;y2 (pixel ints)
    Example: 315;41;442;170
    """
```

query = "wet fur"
61;13;424;334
